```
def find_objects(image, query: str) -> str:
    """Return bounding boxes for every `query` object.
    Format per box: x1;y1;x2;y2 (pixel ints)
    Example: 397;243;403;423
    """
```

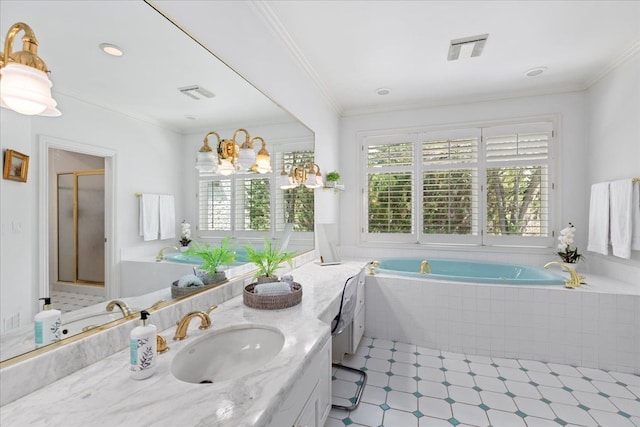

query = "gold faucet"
173;311;211;341
156;246;178;262
206;304;218;315
368;261;379;275
420;260;431;275
149;299;167;310
105;300;132;317
544;261;581;288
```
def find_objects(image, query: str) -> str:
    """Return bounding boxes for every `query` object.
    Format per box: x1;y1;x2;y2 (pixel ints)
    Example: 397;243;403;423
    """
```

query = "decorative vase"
179;246;189;252
256;275;278;284
326;181;337;188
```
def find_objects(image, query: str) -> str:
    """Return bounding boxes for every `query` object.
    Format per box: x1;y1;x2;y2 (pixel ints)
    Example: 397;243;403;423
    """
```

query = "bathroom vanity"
0;260;365;426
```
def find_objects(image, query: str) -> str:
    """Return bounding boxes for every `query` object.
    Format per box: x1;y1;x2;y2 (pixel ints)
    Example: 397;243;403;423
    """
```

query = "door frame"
39;135;118;301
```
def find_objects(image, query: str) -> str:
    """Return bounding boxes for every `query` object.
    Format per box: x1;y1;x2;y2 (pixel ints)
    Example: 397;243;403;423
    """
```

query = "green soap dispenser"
34;297;62;347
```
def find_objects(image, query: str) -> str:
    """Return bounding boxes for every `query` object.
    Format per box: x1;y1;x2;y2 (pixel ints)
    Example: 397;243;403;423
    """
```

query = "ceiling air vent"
447;34;489;61
178;85;215;100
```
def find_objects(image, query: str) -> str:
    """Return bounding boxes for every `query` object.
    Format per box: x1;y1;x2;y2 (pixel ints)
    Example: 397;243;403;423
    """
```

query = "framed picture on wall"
3;149;29;182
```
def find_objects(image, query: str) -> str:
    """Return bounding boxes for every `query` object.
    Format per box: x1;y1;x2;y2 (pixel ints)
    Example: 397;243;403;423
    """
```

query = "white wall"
586;51;640;279
0;93;185;328
338;92;589;268
154;0;342;225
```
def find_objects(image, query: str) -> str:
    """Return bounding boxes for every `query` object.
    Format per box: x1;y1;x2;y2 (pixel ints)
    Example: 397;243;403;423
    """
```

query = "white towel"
139;194;159;241
610;179;633;259
159;195;175;240
587;182;610;255
632;181;640;251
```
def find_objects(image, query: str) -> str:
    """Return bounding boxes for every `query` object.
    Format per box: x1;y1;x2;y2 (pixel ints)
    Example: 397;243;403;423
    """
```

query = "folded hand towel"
139;194;159;241
632;181;640;251
177;274;204;288
587;182;610;255
254;282;292;296
159;195;175;240
610;179;633;259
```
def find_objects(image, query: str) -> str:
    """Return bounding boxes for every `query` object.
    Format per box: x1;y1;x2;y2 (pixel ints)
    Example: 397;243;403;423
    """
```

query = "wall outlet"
3;313;20;331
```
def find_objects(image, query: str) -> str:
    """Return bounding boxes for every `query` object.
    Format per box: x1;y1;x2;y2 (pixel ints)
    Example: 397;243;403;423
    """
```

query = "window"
198;144;315;238
363;121;554;247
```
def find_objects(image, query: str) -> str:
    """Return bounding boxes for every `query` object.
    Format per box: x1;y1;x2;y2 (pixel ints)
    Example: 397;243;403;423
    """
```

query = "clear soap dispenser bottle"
130;310;157;380
34;297;61;348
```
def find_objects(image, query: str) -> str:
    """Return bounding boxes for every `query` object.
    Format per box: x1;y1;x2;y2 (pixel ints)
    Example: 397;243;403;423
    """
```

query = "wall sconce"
279;163;324;189
195;129;271;175
0;22;61;116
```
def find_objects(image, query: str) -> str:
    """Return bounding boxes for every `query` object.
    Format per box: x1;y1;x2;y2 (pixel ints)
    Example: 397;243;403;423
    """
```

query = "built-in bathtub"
366;259;640;374
376;258;565;285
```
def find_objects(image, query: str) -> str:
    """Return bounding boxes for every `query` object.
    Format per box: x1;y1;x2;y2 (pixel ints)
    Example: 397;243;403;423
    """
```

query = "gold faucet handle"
206;304;218;315
157;335;169;354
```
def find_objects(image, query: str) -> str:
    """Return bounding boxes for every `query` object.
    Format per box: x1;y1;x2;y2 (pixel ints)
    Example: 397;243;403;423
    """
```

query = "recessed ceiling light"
376;88;391;96
185;115;198;121
524;66;547;77
99;43;124;57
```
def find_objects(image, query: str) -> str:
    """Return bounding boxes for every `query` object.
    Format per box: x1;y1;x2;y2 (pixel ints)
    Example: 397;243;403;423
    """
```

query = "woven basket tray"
243;282;302;310
171;279;225;299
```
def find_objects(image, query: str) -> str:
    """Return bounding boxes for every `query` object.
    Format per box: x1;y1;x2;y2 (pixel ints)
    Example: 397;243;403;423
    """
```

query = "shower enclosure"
57;170;105;285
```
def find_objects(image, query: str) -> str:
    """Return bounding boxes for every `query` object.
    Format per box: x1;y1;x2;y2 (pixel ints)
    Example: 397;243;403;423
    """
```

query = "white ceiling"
261;0;640;115
0;1;295;134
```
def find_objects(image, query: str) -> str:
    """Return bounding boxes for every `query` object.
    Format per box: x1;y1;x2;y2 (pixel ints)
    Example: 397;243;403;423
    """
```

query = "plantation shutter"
482;123;553;246
364;136;415;242
275;150;315;233
199;177;232;231
419;129;481;244
235;176;270;232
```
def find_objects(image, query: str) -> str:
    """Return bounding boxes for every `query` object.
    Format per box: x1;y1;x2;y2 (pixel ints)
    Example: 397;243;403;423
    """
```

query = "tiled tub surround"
366;274;640;374
327;337;640;427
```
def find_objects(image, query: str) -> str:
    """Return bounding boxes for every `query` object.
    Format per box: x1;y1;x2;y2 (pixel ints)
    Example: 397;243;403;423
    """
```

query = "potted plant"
185;238;236;284
325;170;340;188
244;239;296;284
556;223;583;264
179;220;192;252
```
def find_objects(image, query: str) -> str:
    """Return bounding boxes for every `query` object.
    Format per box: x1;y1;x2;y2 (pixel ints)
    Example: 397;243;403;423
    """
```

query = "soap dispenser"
34;297;61;348
130;310;157;380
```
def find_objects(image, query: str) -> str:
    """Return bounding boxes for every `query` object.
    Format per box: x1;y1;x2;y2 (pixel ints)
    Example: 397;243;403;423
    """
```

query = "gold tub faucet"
368;261;380;275
156;246;178;262
544;261;581;289
105;300;132;317
173;311;211;341
420;260;431;275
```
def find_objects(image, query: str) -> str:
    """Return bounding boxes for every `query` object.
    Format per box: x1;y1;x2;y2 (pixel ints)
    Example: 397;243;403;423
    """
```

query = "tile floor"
50;290;105;313
327;337;640;427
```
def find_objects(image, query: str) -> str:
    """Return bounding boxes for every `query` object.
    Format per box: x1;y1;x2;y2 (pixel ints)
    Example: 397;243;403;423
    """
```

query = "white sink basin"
171;325;285;384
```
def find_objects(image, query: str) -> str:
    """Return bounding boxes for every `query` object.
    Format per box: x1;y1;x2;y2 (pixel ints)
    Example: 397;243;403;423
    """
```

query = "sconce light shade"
254;137;272;174
0;23;61;117
217;158;236;176
195;150;216;173
237;147;256;170
195;131;219;173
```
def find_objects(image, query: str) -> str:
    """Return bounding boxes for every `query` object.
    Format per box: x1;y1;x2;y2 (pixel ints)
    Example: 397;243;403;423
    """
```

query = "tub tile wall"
365;276;640;374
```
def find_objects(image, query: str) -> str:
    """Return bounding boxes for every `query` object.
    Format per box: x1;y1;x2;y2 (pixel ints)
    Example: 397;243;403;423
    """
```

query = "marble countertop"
0;260;366;427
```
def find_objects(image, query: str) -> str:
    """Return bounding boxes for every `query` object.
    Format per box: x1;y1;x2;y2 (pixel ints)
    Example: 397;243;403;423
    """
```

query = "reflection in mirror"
0;0;314;363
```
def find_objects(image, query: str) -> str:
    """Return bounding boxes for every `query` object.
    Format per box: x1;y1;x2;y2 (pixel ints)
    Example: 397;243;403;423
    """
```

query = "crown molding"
341;83;587;118
585;39;640;89
249;0;342;115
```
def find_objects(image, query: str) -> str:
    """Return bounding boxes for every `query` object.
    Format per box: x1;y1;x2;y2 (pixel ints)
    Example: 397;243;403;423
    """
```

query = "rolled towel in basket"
177;274;204;288
254;281;292;296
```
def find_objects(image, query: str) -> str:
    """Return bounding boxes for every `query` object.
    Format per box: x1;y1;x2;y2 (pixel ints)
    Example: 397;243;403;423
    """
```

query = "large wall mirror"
0;0;315;362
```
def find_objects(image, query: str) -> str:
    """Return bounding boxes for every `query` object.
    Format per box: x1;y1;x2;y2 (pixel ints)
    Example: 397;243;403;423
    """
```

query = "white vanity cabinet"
269;336;332;427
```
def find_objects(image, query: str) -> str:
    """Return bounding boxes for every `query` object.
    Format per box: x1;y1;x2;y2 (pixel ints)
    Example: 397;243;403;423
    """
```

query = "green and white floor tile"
326;337;640;427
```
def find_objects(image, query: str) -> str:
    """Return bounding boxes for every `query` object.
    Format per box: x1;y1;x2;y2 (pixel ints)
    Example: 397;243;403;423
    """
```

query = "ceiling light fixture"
99;43;123;57
0;22;61;116
376;88;391;96
447;34;489;61
524;66;547;77
195;129;272;175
